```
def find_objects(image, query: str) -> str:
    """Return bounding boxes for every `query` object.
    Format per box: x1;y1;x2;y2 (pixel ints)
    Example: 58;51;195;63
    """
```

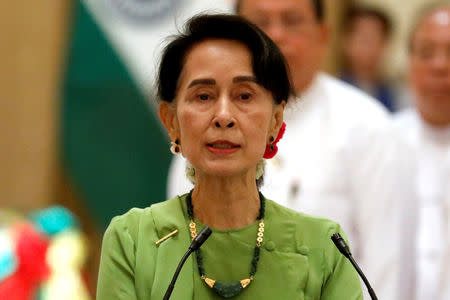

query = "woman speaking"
97;14;362;299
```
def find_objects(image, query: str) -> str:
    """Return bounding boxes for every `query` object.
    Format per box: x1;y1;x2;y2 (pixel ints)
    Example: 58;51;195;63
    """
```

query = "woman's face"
160;39;284;179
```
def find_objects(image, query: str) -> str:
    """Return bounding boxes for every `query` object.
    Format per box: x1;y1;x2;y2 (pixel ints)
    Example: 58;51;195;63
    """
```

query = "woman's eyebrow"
187;76;257;88
233;76;258;83
188;78;216;88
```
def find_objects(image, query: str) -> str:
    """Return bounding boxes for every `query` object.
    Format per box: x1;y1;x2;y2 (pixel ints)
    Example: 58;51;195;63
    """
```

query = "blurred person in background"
167;0;415;298
393;4;450;299
340;6;397;112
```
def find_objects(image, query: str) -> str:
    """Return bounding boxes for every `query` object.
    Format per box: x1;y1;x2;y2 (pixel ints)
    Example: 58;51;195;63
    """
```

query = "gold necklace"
186;191;265;298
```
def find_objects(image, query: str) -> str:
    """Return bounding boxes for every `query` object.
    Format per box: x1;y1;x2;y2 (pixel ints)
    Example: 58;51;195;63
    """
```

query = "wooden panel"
0;1;70;211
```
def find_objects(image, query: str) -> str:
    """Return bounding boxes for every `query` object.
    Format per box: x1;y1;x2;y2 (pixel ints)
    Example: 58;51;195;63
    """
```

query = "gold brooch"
155;229;178;245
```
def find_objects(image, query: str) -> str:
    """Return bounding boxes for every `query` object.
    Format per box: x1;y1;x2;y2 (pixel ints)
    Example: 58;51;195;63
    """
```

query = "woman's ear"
158;102;179;140
270;101;285;136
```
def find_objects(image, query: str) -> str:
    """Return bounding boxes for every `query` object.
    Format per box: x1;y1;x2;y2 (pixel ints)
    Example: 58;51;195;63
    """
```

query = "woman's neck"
191;172;260;230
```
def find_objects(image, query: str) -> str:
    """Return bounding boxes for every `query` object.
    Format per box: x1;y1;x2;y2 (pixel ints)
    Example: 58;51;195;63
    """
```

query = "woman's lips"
206;141;240;154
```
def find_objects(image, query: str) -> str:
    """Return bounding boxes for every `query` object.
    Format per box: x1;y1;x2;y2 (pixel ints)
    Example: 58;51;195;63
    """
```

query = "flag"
62;0;231;230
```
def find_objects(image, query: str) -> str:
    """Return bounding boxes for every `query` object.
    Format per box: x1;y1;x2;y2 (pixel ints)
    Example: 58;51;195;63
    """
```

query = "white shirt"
394;109;450;300
167;73;412;299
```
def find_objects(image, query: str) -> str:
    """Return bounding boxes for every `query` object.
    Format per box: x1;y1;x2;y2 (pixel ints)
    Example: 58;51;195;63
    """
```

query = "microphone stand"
163;226;212;300
331;233;378;300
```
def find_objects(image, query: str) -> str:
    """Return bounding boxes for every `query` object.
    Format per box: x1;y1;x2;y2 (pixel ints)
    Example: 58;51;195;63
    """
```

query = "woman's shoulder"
110;196;182;221
265;199;344;249
267;199;341;228
105;196;183;243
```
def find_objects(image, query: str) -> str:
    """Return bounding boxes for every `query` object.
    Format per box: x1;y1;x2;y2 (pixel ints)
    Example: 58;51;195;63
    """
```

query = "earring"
170;138;180;155
263;122;286;159
185;161;196;184
255;159;266;180
263;136;277;159
269;136;274;151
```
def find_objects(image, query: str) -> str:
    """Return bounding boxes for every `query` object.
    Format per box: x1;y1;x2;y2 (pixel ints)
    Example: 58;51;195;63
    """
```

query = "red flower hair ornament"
263;122;286;159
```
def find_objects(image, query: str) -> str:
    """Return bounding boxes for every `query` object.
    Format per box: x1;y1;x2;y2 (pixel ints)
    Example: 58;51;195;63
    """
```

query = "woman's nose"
215;120;234;128
213;97;235;128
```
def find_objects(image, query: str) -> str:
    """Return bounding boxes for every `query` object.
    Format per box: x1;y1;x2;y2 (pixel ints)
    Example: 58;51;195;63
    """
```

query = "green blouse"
97;194;363;299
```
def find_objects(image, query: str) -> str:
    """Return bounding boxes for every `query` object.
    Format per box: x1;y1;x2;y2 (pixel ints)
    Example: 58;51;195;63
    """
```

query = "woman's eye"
240;93;252;100
198;94;210;101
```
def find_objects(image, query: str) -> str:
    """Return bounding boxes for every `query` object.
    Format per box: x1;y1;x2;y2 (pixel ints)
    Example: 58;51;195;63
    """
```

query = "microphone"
331;233;378;300
189;225;213;251
163;226;212;300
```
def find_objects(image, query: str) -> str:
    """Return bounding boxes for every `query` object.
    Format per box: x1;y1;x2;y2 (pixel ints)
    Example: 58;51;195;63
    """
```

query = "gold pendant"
202;277;253;289
240;278;251;288
203;277;216;288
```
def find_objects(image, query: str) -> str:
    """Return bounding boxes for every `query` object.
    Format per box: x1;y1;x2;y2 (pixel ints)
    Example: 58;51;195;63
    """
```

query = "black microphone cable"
331;233;378;300
163;226;212;300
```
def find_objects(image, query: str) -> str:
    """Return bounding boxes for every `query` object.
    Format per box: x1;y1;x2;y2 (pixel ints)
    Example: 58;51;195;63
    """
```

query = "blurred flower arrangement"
0;206;91;300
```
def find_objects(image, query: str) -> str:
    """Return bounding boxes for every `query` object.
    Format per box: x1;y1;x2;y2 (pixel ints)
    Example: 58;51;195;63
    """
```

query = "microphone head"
190;226;212;251
331;233;342;243
331;233;351;258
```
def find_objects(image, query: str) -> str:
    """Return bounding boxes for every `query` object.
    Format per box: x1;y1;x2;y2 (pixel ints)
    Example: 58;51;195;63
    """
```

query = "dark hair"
157;14;294;104
343;6;393;38
408;3;450;52
235;0;325;23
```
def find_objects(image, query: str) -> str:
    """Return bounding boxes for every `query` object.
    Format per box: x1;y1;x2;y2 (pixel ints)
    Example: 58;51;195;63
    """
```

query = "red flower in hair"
263;122;286;159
